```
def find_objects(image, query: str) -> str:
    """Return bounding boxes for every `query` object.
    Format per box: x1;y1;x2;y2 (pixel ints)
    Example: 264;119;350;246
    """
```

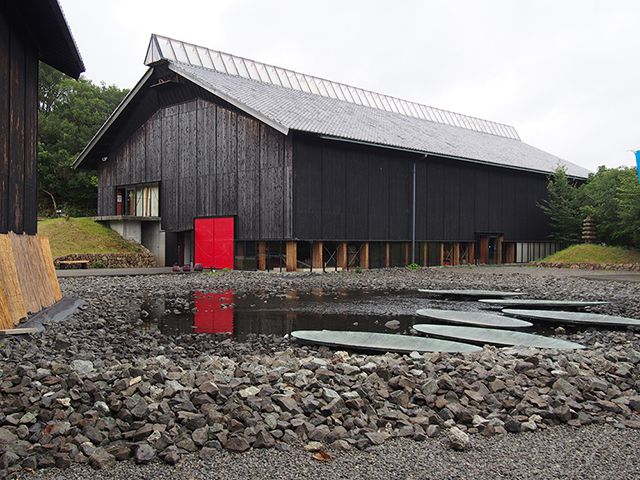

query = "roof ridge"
145;34;520;140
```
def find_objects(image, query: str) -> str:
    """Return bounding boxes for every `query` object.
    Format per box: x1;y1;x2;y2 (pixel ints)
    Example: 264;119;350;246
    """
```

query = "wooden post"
421;243;428;266
311;242;323;269
453;242;460;266
360;242;369;269
497;235;504;264
385;242;390;268
286;241;297;272
257;241;267;271
337;242;348;270
439;243;445;266
468;242;476;265
403;243;410;266
506;242;515;263
479;237;488;264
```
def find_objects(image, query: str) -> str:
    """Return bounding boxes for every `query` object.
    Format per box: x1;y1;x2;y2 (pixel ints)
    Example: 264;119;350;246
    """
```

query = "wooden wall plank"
8;29;25;233
236;114;260;239
23;51;37;234
0;11;9;233
259;125;285;239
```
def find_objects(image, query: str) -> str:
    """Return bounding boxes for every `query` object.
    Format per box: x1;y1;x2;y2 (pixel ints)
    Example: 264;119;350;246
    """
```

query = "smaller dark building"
76;35;588;270
0;0;84;235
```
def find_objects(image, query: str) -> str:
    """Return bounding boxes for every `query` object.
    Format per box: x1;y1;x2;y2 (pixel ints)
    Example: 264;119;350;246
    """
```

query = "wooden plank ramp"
0;232;61;329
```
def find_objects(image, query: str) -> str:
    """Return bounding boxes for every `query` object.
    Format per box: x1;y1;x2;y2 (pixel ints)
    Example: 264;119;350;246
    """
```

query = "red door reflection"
193;290;235;334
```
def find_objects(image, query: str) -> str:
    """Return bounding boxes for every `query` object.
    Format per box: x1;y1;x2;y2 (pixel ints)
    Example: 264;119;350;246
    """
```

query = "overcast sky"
59;0;639;172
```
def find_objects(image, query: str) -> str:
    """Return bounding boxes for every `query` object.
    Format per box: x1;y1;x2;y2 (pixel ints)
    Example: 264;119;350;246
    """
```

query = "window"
115;183;159;217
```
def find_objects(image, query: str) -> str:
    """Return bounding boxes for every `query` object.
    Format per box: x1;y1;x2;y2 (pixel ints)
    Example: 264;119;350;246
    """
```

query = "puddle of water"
136;289;592;341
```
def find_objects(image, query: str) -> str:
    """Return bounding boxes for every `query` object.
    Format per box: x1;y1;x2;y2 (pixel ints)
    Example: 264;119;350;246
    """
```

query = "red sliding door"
194;217;234;269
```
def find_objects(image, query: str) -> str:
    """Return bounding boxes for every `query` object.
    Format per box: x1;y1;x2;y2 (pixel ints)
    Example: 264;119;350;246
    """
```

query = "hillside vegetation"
542;244;640;264
38;217;143;258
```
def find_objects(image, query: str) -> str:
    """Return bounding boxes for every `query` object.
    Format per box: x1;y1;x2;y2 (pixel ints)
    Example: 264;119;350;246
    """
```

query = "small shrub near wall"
54;252;157;269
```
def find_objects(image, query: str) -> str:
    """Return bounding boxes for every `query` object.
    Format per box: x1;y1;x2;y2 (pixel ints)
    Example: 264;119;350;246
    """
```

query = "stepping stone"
418;289;524;298
413;324;584;350
502;309;640;327
478;299;608;309
415;308;532;328
291;330;481;354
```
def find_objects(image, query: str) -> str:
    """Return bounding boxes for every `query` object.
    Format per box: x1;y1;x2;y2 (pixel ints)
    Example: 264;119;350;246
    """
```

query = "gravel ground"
22;424;640;480
1;265;639;479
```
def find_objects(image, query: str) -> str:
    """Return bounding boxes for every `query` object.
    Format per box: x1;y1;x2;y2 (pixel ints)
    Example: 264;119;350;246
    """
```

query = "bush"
406;263;420;271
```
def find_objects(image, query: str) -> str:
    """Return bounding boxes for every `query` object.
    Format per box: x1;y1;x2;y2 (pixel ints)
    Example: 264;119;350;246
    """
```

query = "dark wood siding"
97;98;293;240
293;137;552;242
0;8;39;234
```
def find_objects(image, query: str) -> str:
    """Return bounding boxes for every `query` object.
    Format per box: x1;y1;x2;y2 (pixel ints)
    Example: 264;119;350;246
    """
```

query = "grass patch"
542;244;640;264
38;217;143;258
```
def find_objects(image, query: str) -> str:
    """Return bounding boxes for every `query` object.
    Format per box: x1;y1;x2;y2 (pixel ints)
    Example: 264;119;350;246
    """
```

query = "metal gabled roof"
146;34;521;140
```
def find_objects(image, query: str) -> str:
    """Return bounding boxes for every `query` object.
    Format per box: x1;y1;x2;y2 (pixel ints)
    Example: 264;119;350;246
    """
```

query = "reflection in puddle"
139;289;421;340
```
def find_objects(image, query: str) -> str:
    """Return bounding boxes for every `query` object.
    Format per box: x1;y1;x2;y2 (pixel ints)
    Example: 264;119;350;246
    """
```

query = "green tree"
581;166;640;248
38;63;128;215
539;167;582;244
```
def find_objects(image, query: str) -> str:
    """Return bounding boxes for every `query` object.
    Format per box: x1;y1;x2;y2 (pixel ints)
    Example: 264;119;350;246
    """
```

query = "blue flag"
636;150;640;183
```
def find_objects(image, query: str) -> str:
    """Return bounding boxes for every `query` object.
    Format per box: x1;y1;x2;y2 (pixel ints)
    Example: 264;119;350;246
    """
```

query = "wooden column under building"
505;242;515;263
468;242;476;265
403;243;410;266
497;235;504;264
421;243;428;266
360;242;369;269
285;241;297;272
311;242;323;270
453;243;461;266
385;242;390;268
439;243;445;266
479;237;488;264
257;241;267;271
337;242;348;269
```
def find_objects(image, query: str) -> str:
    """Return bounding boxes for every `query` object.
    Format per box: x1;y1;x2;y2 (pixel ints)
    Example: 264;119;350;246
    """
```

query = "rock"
0;427;19;445
447;427;470;451
365;431;386;445
224;435;250;452
89;448;116;470
304;441;324;452
71;360;94;376
504;418;522;433
162;446;181;465
330;439;351;450
253;430;275;448
384;320;401;330
272;395;298;412
239;386;261;398
134;444;156;464
192;427;209;446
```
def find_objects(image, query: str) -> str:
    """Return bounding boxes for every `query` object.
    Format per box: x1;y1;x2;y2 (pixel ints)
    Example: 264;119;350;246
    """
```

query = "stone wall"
535;262;640;272
54;251;157;269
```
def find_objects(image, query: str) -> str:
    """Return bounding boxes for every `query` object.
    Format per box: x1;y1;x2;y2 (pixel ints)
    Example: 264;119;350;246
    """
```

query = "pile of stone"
54;251;157;269
535;262;640;272
1;336;639;474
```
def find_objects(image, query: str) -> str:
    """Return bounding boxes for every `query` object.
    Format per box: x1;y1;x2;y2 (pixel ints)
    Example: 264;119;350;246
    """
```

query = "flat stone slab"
413;324;585;350
478;299;609;309
418;289;524;298
291;330;482;354
415;308;532;328
502;309;640;327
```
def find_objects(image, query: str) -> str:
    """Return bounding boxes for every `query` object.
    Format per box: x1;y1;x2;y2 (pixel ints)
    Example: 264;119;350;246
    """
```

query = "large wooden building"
0;0;84;235
75;35;588;270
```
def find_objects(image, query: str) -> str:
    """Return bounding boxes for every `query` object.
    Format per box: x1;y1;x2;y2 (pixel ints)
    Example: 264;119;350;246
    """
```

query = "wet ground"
135;288;605;341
